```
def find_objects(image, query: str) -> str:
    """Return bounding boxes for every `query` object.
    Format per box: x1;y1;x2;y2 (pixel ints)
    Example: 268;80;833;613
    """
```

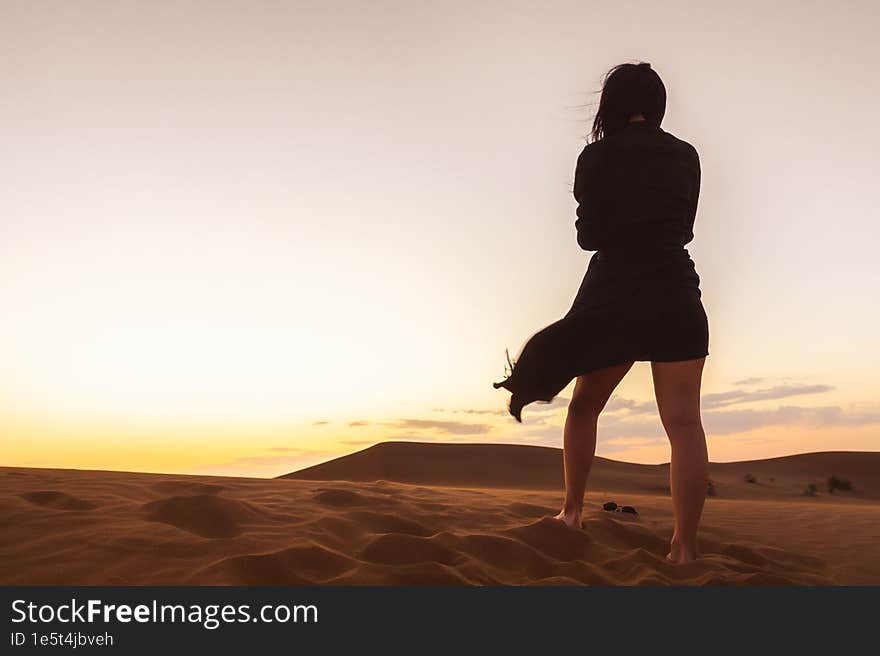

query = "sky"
2;1;879;477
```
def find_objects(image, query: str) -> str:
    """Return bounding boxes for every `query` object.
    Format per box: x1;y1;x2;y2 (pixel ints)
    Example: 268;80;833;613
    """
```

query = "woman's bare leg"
554;361;633;529
651;358;708;563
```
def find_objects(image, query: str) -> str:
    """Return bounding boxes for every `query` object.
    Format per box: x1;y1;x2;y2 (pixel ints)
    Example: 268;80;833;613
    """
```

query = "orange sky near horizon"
2;2;879;477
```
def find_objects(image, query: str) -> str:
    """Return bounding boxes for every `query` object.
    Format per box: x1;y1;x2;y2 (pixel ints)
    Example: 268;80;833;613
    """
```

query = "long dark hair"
590;62;666;143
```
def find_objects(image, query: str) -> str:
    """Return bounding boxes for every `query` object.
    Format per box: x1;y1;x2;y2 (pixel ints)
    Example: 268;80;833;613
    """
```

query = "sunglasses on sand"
602;502;638;515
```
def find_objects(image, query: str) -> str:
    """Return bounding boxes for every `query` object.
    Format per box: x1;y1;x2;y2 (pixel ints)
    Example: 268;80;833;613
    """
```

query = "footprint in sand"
142;494;265;538
19;491;96;511
312;488;374;507
150;481;226;496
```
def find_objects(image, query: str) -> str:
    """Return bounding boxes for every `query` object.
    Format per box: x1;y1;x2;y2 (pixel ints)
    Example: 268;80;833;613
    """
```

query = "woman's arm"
682;145;701;245
573;143;604;250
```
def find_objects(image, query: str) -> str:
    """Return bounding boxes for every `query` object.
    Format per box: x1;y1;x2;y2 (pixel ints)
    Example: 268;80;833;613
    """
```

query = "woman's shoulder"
661;129;699;160
577;129;697;166
575;138;608;166
573;139;610;186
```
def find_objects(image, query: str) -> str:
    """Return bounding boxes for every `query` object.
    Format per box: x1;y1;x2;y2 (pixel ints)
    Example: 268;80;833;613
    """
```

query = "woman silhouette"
494;62;709;563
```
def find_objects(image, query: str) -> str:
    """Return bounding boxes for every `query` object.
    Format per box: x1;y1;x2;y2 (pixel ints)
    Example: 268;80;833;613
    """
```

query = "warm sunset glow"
2;2;878;477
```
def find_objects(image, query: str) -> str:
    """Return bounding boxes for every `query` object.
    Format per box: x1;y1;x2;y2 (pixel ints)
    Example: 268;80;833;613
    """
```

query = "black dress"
493;120;709;421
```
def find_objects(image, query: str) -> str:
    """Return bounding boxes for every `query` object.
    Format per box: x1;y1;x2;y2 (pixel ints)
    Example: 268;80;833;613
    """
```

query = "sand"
1;442;878;585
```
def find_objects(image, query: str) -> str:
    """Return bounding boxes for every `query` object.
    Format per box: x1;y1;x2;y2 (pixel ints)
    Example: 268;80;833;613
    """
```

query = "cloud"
340;439;374;446
701;384;834;409
527;397;571;413
593;403;880;440
600;437;667;453
433;397;569;419
432;407;506;416
513;424;565;446
733;377;767;386
312;420;329;426
268;446;307;453
604;436;666;447
384;419;493;435
347;420;369;427
705;405;880;435
604;383;834;417
425;378;854;451
441;381;834;425
597;414;665;439
605;397;657;415
604;396;642;413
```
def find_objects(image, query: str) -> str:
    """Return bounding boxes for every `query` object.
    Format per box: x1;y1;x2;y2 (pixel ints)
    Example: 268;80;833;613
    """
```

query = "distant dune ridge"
283;441;880;500
2;442;879;586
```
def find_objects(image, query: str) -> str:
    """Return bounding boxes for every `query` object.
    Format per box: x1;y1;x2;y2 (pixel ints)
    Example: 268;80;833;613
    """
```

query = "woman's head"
590;62;666;142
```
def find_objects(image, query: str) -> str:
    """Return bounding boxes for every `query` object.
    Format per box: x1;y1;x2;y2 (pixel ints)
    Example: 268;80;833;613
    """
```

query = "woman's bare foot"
666;536;698;563
553;507;582;530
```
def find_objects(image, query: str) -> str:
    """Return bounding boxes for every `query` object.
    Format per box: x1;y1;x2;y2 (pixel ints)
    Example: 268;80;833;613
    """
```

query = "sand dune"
1;443;878;585
285;442;880;500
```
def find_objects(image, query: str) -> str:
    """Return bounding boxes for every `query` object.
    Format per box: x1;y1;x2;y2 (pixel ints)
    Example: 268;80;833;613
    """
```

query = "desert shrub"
744;473;758;484
827;475;852;494
804;483;818;497
706;480;717;497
